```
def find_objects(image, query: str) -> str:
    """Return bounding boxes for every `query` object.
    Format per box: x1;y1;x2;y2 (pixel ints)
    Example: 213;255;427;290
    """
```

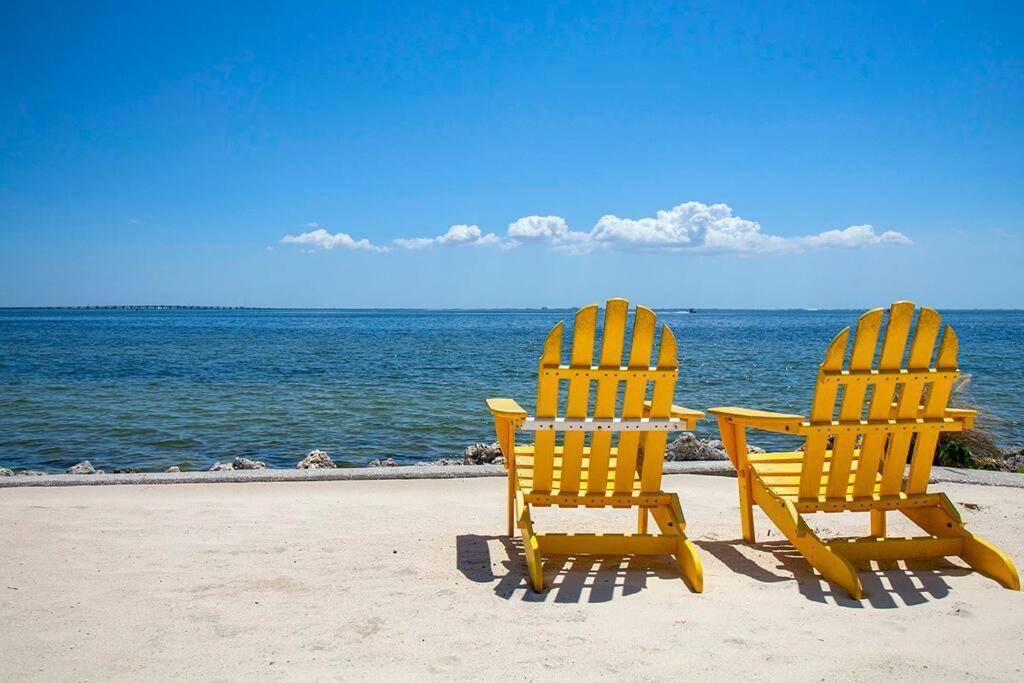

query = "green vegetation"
935;375;1014;471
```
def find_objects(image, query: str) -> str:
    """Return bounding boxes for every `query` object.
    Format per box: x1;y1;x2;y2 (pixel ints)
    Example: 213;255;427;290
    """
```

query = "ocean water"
0;308;1021;472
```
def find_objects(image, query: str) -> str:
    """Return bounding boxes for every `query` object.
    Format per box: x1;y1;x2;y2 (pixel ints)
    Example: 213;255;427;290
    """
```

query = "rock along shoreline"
6;434;1020;479
0;434;750;478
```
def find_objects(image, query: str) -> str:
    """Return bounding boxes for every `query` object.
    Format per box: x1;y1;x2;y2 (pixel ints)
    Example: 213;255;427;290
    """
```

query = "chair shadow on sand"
456;534;683;603
456;534;971;607
697;538;971;609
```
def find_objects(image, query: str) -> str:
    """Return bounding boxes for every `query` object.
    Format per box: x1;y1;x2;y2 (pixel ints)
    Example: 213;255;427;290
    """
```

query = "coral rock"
66;460;97;475
664;433;763;462
232;457;266;470
297;450;336;469
423;458;462;466
463;442;503;465
368;457;397;467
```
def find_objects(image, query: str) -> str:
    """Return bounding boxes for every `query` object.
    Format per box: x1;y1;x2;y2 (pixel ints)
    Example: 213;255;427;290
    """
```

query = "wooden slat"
810;327;850;421
922;325;959;416
907;317;958;494
854;301;916;495
800;327;849;499
906;430;940;493
540;367;676;380
640;323;677;492
827;308;883;498
536;533;677;555
828;536;962;562
881;307;942;494
559;305;598;493
522;417;688;432
753;453;860;475
800;418;959;434
818;368;958;384
901;308;943;475
586;299;629;495
532;321;562;492
748;451;807;464
613;306;655;493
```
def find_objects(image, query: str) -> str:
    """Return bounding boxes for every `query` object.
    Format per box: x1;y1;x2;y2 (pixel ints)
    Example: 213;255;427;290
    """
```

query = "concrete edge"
929;466;1024;489
0;461;735;488
2;461;1022;489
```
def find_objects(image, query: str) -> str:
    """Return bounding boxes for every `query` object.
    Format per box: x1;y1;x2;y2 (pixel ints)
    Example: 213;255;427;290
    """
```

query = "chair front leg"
507;471;515;537
718;416;755;542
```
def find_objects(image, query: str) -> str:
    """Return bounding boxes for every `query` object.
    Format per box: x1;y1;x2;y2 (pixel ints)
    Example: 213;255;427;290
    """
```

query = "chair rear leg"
738;467;755;542
506;474;515;538
902;498;1020;591
521;525;543;592
515;494;543;591
870;510;886;537
752;481;862;598
782;519;862;599
650;501;704;593
637;508;648;533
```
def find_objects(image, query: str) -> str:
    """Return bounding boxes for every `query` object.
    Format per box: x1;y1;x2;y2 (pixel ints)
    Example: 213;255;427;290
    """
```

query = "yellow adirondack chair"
487;298;705;592
710;302;1020;599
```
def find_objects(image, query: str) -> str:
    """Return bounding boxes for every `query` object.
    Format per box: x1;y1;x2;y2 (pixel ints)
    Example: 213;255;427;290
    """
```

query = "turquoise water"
0;308;1021;471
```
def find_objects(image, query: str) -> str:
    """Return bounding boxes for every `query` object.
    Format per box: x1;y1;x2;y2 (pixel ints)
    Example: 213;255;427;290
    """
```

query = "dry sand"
1;474;1022;681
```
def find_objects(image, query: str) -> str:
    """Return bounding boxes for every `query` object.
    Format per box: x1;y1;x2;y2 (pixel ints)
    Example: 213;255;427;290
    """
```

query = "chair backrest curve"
530;298;680;495
800;301;961;500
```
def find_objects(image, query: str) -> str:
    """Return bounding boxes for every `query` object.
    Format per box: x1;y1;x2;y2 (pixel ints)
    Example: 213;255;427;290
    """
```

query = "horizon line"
2;305;1023;313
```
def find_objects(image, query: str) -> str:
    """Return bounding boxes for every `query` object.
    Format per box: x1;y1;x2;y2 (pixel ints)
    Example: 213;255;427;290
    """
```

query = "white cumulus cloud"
393;224;506;249
792;224;913;249
288;203;912;258
506;202;911;254
280;223;388;253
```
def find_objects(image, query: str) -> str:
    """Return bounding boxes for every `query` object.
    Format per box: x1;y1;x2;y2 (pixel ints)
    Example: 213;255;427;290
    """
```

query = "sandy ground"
1;474;1022;681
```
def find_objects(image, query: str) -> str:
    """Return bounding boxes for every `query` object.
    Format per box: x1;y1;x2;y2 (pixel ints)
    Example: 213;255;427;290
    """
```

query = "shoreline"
4;432;1023;481
2;460;1022;489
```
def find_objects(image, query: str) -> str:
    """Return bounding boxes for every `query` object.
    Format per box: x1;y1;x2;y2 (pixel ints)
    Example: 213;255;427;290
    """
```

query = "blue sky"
1;1;1021;308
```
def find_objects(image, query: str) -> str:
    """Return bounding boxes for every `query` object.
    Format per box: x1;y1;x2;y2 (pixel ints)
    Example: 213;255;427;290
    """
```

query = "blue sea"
0;308;1021;472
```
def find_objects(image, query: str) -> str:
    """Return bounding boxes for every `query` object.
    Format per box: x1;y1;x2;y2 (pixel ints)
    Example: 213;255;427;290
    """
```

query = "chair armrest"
945;408;978;430
642;400;704;429
486;398;529;471
889;402;979;430
486;397;528;421
707;406;806;435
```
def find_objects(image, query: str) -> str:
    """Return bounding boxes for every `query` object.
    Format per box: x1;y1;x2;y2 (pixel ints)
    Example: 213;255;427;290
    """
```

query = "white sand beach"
2;473;1023;680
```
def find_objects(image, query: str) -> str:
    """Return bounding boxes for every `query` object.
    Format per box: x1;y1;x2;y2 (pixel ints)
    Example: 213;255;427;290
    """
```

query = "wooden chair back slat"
559;305;599;493
640;324;678;492
532;321;563;492
906;323;959;493
800;327;849;498
613;306;657;493
585;299;629;495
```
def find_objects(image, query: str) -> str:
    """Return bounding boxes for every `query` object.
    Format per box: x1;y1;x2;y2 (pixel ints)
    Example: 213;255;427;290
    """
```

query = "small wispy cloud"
280;223;388;253
393;224;507;249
